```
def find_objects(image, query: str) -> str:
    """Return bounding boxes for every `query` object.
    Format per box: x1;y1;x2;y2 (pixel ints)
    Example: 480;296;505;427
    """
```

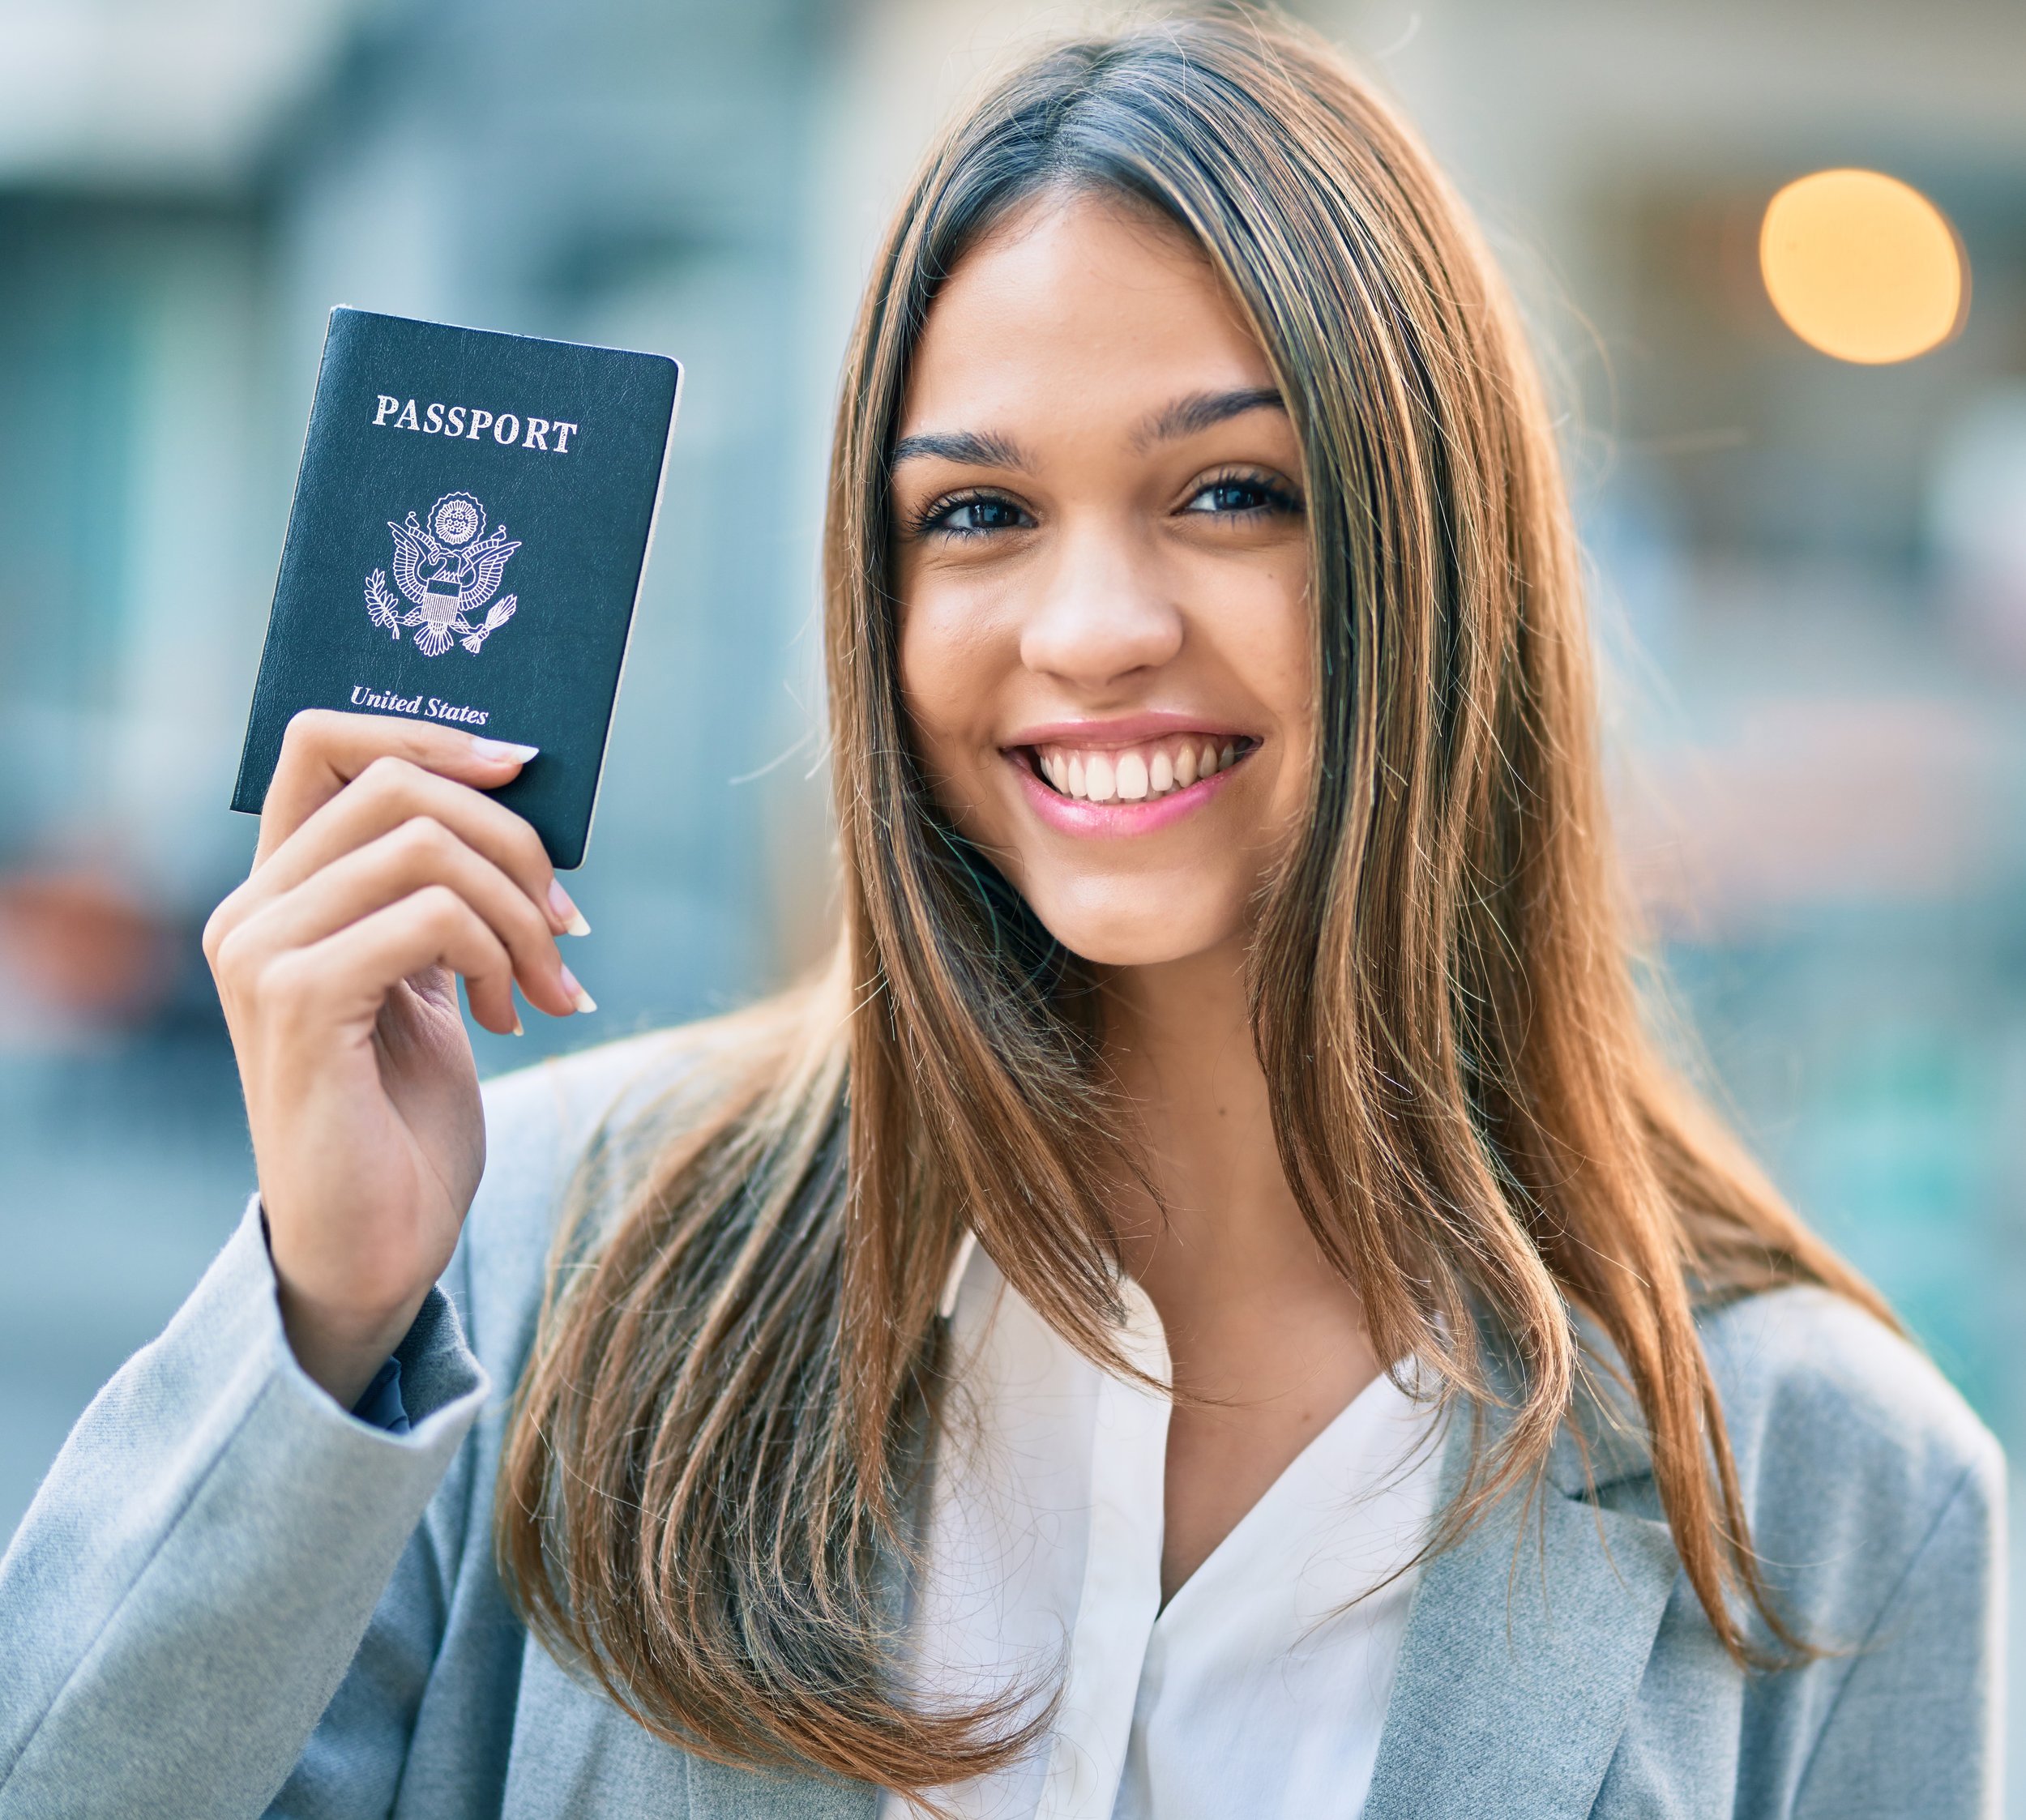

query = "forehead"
900;190;1275;434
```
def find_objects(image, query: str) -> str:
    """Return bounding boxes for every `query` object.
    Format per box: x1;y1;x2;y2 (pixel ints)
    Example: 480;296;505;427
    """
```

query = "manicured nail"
547;878;591;937
471;736;540;764
558;963;597;1015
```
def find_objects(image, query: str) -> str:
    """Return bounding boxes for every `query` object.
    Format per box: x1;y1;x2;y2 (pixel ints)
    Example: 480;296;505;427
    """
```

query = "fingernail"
471;736;540;764
511;1011;525;1036
547;878;591;937
558;963;597;1015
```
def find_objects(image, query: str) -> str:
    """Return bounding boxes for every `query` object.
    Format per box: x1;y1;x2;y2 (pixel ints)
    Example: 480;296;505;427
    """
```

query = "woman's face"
894;191;1314;970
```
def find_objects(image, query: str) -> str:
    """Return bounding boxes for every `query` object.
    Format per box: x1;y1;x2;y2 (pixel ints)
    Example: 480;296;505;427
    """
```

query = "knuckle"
200;895;239;966
280;707;336;754
392;814;452;864
411;882;464;929
256;951;317;1020
210;919;254;981
358;753;417;797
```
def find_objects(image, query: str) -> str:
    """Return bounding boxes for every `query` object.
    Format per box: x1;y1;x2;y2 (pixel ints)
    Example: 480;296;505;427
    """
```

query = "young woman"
0;11;2002;1818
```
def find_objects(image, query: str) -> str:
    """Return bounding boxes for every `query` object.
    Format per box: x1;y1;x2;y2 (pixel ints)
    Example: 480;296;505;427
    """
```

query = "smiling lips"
1028;733;1250;804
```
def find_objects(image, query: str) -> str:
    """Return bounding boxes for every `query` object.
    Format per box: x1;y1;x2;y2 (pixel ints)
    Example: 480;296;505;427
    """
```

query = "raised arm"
203;707;590;1408
0;707;592;1817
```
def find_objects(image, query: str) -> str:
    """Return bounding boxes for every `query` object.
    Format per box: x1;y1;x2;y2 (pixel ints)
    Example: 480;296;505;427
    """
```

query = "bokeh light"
1759;169;1966;364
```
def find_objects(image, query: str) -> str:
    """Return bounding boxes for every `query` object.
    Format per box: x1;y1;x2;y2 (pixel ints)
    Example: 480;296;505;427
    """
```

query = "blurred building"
1356;0;2026;1436
1;0;2022;1779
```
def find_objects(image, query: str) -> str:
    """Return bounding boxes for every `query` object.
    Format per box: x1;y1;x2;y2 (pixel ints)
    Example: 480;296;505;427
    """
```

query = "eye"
1182;471;1302;518
913;491;1032;538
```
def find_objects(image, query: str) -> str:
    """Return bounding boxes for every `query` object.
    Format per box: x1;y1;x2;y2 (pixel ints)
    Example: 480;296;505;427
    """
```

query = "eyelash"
907;490;1028;540
906;468;1302;540
1183;468;1304;519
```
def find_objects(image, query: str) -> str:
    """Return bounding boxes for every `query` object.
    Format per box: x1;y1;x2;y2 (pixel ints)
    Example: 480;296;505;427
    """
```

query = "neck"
1098;939;1374;1399
1097;937;1383;1601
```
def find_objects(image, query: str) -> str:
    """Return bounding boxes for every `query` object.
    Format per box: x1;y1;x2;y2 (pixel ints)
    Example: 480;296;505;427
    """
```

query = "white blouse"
880;1237;1446;1820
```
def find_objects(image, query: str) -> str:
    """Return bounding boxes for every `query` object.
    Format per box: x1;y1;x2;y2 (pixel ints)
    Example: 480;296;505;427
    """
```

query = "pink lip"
1001;709;1253;750
1008;746;1243;836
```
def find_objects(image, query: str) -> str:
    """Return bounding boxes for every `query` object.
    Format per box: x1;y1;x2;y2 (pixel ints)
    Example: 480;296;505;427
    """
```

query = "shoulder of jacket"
479;1027;703;1160
1695;1284;2002;1525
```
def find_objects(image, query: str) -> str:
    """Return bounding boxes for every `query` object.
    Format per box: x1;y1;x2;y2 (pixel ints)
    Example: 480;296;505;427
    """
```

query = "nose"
1018;525;1183;690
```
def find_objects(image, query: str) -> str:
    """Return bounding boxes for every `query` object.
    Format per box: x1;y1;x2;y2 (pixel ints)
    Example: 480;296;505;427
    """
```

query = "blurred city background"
0;0;2020;1779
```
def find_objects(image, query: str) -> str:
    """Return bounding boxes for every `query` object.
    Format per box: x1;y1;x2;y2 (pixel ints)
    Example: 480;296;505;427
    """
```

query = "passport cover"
232;306;682;869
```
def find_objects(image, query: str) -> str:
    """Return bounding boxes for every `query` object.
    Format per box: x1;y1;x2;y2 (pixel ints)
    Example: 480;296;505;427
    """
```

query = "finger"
256;707;539;866
219;818;586;1021
264;886;521;1037
241;754;579;943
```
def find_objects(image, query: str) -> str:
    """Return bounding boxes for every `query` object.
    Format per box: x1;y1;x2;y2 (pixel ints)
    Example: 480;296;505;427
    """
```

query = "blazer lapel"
1362;1341;1682;1820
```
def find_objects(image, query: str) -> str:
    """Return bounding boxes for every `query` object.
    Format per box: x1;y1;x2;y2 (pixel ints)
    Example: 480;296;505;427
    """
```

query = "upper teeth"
1037;736;1241;803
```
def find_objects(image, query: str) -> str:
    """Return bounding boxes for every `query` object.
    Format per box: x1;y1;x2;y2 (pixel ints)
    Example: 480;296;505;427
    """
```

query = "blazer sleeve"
1789;1450;2007;1820
0;1194;489;1820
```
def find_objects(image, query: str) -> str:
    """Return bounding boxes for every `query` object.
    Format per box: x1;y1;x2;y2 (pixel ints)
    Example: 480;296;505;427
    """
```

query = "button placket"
1036;1281;1172;1820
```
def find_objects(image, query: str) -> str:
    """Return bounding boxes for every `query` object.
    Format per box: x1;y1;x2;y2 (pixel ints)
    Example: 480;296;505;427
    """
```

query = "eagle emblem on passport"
364;490;520;657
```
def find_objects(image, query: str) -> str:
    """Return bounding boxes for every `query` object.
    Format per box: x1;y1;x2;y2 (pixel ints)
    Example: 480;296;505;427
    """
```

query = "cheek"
1216;570;1316;818
1267;626;1317;814
897;588;1000;789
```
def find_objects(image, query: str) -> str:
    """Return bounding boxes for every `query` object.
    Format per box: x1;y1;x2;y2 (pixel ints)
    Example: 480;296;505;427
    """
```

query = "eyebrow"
1133;386;1287;449
887;386;1287;473
889;428;1032;472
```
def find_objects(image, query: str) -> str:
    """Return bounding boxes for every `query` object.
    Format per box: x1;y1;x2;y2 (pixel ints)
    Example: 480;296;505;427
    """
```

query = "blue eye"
1184;474;1300;516
921;493;1028;536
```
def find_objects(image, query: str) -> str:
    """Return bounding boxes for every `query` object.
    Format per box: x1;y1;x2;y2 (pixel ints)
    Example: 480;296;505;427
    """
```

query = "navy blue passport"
232;307;681;868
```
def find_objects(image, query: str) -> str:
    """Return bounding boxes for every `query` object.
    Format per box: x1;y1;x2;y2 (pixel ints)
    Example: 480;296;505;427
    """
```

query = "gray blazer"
0;1035;2005;1818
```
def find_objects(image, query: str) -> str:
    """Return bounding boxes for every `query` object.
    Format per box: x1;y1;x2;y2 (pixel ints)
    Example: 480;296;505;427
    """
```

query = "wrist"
273;1273;425;1412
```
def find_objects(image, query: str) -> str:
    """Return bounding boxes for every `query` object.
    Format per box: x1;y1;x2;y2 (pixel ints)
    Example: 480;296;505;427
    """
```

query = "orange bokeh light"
1759;169;1965;365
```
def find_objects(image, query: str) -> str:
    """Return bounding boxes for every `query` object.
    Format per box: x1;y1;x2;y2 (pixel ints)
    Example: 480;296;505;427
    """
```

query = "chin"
1023;881;1243;969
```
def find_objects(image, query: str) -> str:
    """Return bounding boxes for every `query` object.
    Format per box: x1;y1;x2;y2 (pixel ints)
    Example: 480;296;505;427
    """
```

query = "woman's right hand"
202;709;594;1410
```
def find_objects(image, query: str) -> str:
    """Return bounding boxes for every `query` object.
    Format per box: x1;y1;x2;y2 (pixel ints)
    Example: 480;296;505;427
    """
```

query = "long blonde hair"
499;6;1887;1792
